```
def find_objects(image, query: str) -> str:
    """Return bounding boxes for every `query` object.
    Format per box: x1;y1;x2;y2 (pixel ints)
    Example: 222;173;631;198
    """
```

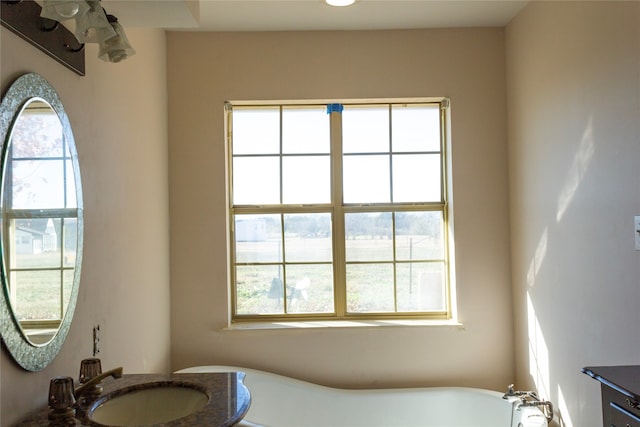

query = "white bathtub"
177;365;549;427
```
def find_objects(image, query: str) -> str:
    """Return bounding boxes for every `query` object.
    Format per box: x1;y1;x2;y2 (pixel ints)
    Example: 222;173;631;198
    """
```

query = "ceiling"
102;0;529;32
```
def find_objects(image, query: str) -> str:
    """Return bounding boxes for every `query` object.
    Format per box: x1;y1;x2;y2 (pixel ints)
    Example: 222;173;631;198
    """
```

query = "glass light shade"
41;0;89;21
73;0;116;43
98;21;135;63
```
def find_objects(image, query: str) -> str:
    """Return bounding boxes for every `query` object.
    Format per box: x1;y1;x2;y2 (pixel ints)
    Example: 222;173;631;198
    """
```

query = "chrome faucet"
502;383;534;399
48;359;123;425
503;384;521;399
503;384;554;423
74;366;123;401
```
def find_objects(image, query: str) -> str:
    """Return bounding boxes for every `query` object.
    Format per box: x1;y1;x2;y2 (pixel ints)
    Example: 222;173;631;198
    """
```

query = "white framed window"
227;99;452;321
2;101;79;328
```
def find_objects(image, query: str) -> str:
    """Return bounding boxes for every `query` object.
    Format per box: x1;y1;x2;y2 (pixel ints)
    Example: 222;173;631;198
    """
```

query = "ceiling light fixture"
1;0;85;75
4;0;136;68
325;0;356;6
97;14;135;63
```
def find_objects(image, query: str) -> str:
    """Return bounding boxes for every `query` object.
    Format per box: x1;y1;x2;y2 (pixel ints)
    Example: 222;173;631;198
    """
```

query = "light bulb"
325;0;356;6
54;3;80;18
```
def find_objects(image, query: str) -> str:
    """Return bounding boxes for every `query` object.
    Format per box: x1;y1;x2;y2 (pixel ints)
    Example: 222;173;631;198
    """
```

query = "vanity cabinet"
583;366;640;427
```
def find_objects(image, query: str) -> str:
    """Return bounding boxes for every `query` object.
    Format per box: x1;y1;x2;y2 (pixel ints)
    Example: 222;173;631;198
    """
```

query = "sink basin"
89;382;209;426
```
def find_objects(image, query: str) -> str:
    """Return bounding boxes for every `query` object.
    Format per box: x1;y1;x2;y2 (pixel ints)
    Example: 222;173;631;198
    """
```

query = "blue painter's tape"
326;103;344;114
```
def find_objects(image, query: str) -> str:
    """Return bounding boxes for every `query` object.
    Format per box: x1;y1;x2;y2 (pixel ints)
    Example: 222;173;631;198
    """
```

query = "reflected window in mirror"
2;99;79;345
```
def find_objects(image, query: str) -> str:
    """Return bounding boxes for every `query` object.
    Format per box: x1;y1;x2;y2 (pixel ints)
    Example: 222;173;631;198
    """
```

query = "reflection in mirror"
3;99;78;346
0;73;83;371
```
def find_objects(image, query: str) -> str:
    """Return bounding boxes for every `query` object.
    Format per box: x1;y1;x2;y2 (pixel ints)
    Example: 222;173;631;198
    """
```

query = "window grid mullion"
330;107;346;317
59;219;65;319
279;212;289;314
439;102;451;314
277;110;287;313
388;106;398;312
279;106;284;205
392;212;398;312
388;104;394;204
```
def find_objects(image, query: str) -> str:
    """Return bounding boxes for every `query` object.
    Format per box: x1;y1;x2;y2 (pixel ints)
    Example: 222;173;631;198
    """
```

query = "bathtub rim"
176;365;548;427
176;364;506;398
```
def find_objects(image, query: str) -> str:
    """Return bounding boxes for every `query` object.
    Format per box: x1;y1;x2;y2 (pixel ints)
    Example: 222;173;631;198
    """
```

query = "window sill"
224;319;464;331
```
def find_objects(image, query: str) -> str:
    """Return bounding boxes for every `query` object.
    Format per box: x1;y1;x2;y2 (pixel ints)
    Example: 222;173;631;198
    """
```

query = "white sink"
89;382;209;426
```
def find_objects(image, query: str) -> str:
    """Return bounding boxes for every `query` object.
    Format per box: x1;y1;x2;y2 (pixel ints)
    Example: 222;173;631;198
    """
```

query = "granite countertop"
14;372;251;426
583;365;640;401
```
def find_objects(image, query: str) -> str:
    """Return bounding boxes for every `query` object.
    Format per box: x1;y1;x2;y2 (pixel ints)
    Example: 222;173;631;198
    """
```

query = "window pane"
63;269;74;313
283;107;330;154
392;154;441;203
13;270;61;321
284;213;332;262
12;160;66;209
233;157;280;205
63;218;78;268
285;264;334;314
232;108;280;155
283;156;330;204
65;160;77;208
342;106;389;153
396;263;445;311
395;211;444;260
343;155;390;203
236;265;284;315
392;104;441;152
346;263;394;312
234;214;282;263
14;218;62;268
345;212;393;261
11;101;64;158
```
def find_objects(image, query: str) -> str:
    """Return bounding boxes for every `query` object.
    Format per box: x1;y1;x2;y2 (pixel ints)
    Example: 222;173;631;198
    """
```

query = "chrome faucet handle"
48;376;76;426
77;358;104;401
79;358;102;384
503;384;517;399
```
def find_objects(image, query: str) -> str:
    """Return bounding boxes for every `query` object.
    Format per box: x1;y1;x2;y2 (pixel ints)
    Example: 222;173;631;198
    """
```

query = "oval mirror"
0;73;83;371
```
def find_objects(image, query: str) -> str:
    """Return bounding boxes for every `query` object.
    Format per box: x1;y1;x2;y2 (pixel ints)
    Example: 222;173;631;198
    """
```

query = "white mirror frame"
0;73;83;371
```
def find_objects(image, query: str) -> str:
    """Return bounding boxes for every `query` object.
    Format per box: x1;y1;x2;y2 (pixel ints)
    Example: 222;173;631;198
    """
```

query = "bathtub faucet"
502;384;532;399
504;385;553;424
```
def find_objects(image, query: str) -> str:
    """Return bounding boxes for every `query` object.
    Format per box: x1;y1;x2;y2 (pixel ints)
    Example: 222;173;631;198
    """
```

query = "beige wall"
2;2;638;425
0;27;171;425
506;2;640;426
167;29;514;390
